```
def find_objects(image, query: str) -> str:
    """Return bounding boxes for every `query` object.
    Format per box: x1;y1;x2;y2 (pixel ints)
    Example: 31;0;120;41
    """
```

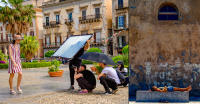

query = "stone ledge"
136;91;189;102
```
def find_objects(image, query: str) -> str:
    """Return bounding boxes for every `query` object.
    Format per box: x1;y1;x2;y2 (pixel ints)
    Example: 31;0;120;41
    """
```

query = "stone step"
136;91;189;102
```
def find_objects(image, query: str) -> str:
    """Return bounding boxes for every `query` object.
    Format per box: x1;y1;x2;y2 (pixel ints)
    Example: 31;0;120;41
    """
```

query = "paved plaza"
0;65;128;104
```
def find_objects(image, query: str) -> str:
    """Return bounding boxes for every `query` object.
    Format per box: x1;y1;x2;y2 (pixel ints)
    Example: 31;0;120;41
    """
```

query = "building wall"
42;0;112;54
112;0;129;55
129;0;200;97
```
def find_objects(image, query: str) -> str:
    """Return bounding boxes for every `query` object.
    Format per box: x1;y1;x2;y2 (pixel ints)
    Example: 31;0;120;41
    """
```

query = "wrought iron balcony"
43;42;62;49
43;21;60;29
65;19;73;26
79;14;102;24
90;41;104;47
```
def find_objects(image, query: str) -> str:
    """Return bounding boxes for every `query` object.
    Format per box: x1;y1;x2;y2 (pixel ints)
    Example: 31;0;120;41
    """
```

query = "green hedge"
82;60;93;64
0;62;52;69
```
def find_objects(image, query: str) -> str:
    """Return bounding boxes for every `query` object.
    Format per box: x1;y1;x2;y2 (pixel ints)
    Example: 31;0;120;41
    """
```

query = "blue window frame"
68;12;73;21
56;15;60;24
158;5;178;20
118;16;125;28
118;0;123;9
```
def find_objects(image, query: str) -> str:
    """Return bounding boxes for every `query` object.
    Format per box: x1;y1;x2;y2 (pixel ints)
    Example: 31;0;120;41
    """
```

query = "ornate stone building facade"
41;0;112;54
129;0;200;98
112;0;129;55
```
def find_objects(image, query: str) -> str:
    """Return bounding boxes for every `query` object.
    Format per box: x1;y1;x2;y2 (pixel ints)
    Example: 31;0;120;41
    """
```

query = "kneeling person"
98;63;121;94
74;64;96;94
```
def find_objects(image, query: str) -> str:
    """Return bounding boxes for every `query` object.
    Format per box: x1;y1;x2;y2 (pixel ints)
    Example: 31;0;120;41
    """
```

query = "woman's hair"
119;63;124;71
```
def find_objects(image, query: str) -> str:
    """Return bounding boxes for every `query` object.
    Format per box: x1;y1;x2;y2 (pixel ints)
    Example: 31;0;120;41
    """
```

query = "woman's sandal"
10;89;16;95
17;89;23;94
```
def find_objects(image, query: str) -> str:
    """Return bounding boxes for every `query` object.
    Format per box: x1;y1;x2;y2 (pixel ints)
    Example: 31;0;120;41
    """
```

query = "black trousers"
77;77;94;91
100;76;118;92
69;59;81;86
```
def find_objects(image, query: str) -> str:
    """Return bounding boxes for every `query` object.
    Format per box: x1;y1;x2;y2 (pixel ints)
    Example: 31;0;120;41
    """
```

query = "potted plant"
48;60;63;77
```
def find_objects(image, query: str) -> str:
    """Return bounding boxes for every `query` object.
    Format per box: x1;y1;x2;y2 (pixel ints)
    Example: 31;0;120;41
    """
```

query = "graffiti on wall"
129;59;200;97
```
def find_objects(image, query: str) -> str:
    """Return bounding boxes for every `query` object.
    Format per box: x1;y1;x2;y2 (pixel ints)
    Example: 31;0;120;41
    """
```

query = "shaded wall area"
129;0;200;98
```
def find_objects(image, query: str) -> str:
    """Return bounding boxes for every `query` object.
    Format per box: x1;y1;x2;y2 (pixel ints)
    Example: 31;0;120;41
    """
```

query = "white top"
102;67;121;84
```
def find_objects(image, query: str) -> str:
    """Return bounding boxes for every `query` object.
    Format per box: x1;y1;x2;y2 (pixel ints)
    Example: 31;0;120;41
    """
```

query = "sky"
0;0;10;7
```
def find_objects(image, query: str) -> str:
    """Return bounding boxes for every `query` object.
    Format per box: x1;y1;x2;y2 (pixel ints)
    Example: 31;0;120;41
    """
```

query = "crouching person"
74;64;96;94
98;63;121;95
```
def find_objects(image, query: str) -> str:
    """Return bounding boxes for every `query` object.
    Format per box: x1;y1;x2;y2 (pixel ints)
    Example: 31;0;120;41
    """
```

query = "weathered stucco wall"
129;0;200;97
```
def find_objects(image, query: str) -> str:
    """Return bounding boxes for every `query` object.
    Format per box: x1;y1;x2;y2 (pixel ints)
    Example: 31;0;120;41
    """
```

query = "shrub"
112;55;123;64
82;60;93;64
0;50;7;62
32;60;38;62
45;50;55;57
48;60;61;72
87;48;102;53
20;53;25;58
22;62;52;68
122;45;129;54
0;63;8;69
112;54;129;66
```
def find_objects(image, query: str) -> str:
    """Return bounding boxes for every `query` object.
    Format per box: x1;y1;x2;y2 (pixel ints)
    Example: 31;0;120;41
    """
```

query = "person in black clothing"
68;41;90;90
74;64;96;94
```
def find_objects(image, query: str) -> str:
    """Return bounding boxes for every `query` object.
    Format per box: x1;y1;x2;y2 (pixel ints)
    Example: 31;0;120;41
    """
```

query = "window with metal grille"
158;4;178;20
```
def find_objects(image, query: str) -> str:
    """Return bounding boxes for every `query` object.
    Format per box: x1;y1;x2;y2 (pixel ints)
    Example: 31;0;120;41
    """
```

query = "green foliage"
0;0;35;35
87;48;102;53
0;62;52;69
0;63;8;69
0;50;7;62
22;62;52;68
32;60;38;62
20;53;25;58
96;65;103;73
45;50;55;57
20;36;39;61
112;54;129;66
112;55;123;64
82;60;93;64
122;45;129;54
48;60;60;72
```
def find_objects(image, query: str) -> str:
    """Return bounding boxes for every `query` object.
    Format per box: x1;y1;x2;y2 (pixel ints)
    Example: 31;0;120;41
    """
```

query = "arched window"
158;3;179;20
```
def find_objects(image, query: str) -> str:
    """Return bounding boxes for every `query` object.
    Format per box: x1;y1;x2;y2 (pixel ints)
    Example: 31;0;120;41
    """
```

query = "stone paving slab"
0;65;128;104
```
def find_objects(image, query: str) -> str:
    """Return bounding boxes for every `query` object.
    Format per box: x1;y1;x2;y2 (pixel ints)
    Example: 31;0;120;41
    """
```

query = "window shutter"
94;32;96;43
55;35;57;45
124;15;126;28
60;36;62;44
116;17;118;29
45;36;47;46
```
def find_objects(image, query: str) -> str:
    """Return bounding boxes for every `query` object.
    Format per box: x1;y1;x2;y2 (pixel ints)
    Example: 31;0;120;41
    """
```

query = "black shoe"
67;86;75;91
104;91;112;95
112;89;118;94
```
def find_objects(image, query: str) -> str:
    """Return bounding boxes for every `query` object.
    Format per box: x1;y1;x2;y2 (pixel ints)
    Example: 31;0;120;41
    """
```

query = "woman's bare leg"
17;72;22;90
9;73;15;90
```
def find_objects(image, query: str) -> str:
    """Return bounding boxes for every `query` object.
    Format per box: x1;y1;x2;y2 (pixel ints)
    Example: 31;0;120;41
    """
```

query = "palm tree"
20;36;39;61
0;0;35;36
